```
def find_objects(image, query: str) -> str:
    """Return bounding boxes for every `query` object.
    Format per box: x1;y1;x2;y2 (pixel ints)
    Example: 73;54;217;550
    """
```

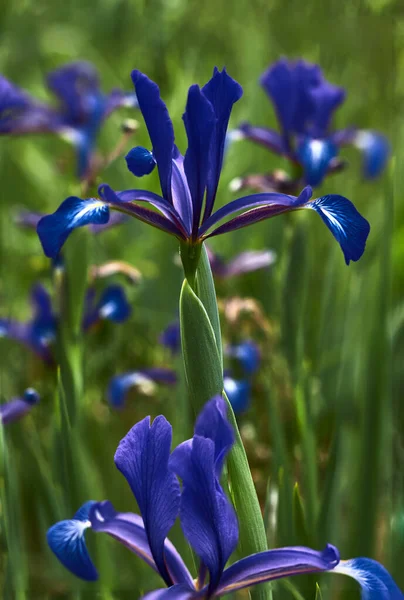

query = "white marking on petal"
229;177;243;192
71;200;106;226
354;130;374;150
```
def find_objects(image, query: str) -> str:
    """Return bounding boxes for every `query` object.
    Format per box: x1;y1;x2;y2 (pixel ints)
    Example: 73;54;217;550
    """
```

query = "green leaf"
179;280;223;415
314;583;323;600
293;483;310;546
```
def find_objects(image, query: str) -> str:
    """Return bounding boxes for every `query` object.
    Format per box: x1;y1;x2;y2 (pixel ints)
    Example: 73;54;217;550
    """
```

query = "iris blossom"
47;397;402;598
230;58;390;191
206;246;276;278
0;282;131;364
107;369;177;408
37;68;370;267
0;388;39;425
0;61;138;178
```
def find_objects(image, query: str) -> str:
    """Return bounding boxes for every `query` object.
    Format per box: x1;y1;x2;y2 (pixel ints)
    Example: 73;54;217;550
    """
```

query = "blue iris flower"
37;67;370;266
47;396;402;598
107;369;177;408
0;61;138;178
0;282;131;364
0;388;40;426
230;59;390;190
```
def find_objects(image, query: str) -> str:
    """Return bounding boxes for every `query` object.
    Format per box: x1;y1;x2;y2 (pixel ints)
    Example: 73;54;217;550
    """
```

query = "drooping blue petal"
30;284;57;346
201;68;243;220
0;388;40;425
131;71;174;203
47;501;98;581
182;84;216;235
296;138;338;186
224;378;251;414
226;341;261;375
0;76;57;134
234;123;286;155
333;558;403;599
308;195;370;264
0;317;54;363
354;130;390;179
159;320;181;355
37;197;110;258
107;369;176;408
217;544;340;594
90;501;193;586
83;285;131;330
114;415;181;585
46;62;101;123
169;434;239;592
126;146;157;177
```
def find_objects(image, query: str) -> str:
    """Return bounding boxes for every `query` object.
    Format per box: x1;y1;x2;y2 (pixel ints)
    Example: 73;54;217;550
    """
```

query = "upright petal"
131;71;174;202
169;434;238;592
309;81;345;136
0;388;40;425
217;544;340;594
159;320;181;355
260;59;296;145
107;369;176;408
296;138;338;186
37;197;110;258
30;284;57;345
47;501;98;581
193;396;234;476
333;558;403;599
114;416;181;585
354;130;390;179
308;194;370;264
90;501;193;586
183;84;216;235
46;61;101;123
171;147;193;235
201;68;243;220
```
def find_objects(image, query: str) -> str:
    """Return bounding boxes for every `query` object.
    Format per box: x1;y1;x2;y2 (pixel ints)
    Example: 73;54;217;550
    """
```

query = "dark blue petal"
114;415;181;585
46;61;101;123
226;341;261;375
334;558;404;599
131;71;174;202
201;68;243;220
0;318;53;363
171;148;193;235
107;369;176;408
260;59;297;144
90;501;193;586
296;138;338;186
126;146;157;177
308;81;345;136
309;195;370;264
37;197;110;258
224;378;251;414
183;84;216;235
0;389;39;425
193;396;234;476
235;123;286;155
169;434;238;592
30;284;57;345
0;76;57;134
159;320;181;355
218;544;340;594
96;285;131;323
47;501;98;581
354;130;390;179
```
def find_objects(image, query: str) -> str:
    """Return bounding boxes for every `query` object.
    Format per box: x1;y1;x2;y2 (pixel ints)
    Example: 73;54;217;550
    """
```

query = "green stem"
179;242;272;600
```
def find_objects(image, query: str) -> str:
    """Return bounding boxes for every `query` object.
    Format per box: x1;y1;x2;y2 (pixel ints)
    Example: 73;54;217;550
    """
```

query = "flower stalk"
179;242;272;600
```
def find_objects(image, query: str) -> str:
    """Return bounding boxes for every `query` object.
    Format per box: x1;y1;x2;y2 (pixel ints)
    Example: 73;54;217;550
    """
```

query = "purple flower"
46;397;401;599
0;282;131;364
37;68;370;266
231;59;390;188
0;61;138;178
0;388;40;425
205;246;276;278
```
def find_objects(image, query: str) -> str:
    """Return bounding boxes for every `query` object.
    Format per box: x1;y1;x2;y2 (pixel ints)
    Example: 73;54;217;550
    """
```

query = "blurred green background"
0;0;402;597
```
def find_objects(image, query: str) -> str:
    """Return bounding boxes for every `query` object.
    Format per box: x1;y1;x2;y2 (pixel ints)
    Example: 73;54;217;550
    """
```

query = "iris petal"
131;71;174;202
183;84;216;234
0;389;39;425
224;378;251;414
224;250;276;278
354;130;390;179
142;585;197;599
37;197;110;258
46;501;98;581
234;123;285;155
202;67;243;220
296;138;338;186
126;146;157;177
309;194;370;264
114;416;181;585
107;369;176;408
333;558;403;599
226;341;261;375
